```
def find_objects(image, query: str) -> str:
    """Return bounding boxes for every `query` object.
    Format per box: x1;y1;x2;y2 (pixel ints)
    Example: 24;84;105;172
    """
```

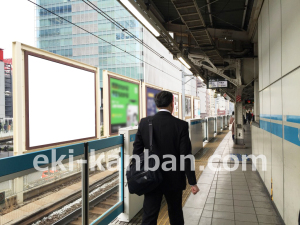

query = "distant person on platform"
4;124;7;133
230;111;235;141
247;110;252;124
133;91;199;225
0;122;2;132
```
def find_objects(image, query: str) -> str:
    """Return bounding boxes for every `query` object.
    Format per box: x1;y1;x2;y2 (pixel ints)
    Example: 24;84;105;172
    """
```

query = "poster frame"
13;42;100;154
142;83;163;118
192;96;201;119
163;89;181;119
103;70;141;136
183;94;192;120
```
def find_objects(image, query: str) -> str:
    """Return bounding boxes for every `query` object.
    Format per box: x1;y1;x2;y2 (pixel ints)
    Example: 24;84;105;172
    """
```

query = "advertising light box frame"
142;83;163;118
163;89;181;119
183;95;192;120
103;70;141;136
193;97;201;119
12;42;100;153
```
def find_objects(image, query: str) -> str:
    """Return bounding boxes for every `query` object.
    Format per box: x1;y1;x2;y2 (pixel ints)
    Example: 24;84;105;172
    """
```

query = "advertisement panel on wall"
146;87;161;116
185;97;192;118
173;93;179;118
194;99;201;118
13;42;100;152
110;77;139;134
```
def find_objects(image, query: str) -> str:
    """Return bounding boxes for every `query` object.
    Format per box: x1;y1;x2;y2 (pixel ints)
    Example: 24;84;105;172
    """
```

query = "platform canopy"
118;0;262;102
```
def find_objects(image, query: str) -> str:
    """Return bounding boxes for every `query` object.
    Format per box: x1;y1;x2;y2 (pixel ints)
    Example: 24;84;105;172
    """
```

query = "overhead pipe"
241;0;249;29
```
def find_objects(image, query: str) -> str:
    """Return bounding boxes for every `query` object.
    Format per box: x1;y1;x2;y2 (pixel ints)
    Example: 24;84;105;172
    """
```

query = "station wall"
255;0;300;224
143;28;197;97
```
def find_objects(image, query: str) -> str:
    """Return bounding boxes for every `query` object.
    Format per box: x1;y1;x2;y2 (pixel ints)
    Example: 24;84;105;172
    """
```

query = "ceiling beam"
206;0;213;27
207;28;250;41
189;54;239;86
241;0;249;29
164;24;250;42
118;0;201;75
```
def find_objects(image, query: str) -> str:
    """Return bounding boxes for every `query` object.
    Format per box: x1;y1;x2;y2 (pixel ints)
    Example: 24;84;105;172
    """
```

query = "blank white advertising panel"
26;53;96;149
194;98;200;118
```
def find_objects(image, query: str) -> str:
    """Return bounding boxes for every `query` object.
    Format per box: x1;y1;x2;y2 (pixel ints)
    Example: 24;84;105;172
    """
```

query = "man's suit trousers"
141;188;184;225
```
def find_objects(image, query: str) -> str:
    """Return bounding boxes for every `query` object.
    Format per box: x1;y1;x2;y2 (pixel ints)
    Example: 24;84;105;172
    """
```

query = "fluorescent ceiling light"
120;0;160;37
197;76;204;82
178;57;191;69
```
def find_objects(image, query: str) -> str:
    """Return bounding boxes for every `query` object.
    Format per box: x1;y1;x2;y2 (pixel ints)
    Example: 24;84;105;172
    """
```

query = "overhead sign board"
208;80;228;89
218;81;228;87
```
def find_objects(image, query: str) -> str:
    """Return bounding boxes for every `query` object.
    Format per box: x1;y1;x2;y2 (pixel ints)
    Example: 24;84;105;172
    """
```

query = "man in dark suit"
133;91;199;225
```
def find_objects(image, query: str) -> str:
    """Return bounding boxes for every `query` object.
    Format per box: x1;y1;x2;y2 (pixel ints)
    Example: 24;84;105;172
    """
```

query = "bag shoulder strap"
148;118;153;153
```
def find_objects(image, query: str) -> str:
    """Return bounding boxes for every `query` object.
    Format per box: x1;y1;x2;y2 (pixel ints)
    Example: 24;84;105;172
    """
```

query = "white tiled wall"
282;69;300;225
257;1;300;224
270;80;284;216
281;0;300;75
269;0;281;83
261;2;270;89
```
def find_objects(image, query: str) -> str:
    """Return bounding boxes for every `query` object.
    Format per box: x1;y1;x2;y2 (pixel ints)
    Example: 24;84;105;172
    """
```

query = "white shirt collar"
159;109;171;113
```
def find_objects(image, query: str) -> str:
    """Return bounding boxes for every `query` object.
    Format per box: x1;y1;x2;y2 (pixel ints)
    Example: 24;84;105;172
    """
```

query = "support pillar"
234;60;245;145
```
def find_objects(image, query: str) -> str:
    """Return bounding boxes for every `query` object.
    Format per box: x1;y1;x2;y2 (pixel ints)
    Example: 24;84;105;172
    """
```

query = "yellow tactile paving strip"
156;131;229;225
0;169;117;225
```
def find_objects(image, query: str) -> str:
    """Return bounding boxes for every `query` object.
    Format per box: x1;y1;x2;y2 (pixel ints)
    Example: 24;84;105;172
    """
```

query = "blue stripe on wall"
260;120;271;133
260;114;271;119
260;121;283;138
286;115;300;124
260;114;283;121
271;123;283;138
284;126;300;147
270;115;283;121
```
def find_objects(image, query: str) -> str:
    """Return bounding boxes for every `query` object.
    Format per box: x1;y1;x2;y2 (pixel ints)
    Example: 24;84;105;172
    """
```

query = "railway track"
61;187;119;225
14;172;119;225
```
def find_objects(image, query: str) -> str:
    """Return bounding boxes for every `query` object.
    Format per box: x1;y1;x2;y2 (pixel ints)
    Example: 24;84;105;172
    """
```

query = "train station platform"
111;125;284;225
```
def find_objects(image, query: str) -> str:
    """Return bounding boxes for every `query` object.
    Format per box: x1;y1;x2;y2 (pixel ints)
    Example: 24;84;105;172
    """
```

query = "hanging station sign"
208;79;228;89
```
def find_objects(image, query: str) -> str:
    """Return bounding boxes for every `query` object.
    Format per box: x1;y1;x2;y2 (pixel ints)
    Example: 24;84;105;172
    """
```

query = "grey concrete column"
235;60;245;145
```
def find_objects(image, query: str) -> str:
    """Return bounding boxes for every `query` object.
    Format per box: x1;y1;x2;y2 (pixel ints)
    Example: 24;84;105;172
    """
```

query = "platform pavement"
183;125;284;225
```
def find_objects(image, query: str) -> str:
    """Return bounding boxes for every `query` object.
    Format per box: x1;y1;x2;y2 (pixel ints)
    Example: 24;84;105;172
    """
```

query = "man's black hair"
154;91;173;108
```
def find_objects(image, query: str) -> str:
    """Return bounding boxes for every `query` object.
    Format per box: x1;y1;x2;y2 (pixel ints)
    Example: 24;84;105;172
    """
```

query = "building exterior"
36;0;144;87
35;0;196;91
35;0;197;122
0;49;5;121
4;59;13;118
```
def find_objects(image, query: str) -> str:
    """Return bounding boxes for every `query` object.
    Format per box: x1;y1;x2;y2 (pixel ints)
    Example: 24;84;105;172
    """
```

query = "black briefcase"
126;119;163;196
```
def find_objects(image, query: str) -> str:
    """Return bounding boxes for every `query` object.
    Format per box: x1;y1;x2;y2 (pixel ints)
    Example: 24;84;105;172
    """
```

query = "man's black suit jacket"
133;111;197;191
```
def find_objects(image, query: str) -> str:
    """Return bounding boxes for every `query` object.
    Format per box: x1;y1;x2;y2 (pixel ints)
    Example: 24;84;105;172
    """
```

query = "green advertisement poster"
110;77;139;133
